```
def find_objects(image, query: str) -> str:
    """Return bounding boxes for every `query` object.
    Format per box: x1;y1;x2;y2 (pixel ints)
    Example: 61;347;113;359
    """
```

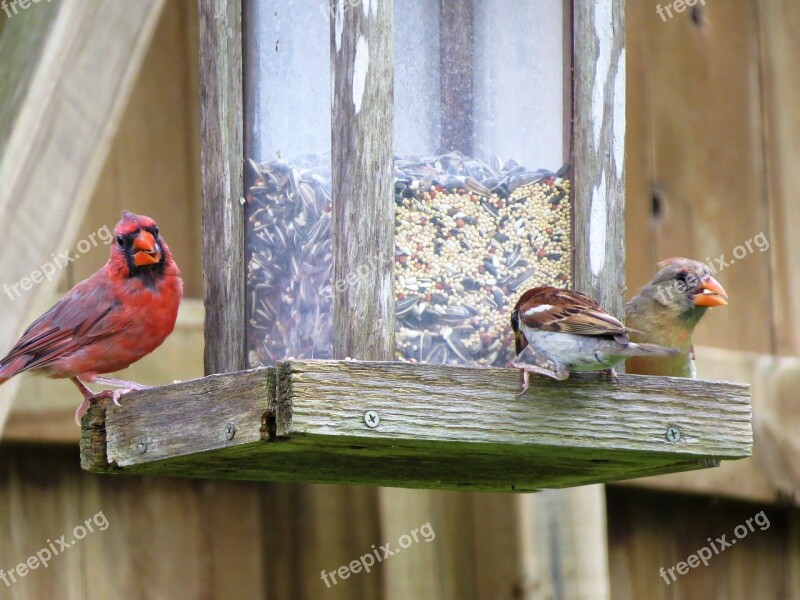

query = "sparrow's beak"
133;230;161;266
693;275;728;307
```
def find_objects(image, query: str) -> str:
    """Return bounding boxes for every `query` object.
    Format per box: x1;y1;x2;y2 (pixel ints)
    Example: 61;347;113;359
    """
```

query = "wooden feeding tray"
80;360;752;492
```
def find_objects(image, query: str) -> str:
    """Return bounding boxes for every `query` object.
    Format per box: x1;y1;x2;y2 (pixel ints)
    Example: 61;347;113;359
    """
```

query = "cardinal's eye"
675;271;687;283
151;226;158;237
116;235;125;246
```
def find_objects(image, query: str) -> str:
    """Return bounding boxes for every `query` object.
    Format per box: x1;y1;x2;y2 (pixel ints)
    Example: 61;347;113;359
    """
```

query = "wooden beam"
199;0;245;375
572;0;627;314
621;346;800;505
0;0;166;434
81;360;751;491
538;0;626;596
439;0;474;154
331;0;395;360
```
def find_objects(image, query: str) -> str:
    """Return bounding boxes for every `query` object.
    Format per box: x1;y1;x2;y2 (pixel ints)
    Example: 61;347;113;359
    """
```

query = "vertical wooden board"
790;512;800;597
625;0;771;353
198;480;266;599
260;483;304;599
0;446;85;599
379;489;444;600
327;3;394;598
380;490;478;600
263;483;383;600
200;0;245;375
551;2;623;597
71;0;202;298
80;466;264;599
572;0;626;317
471;494;525;599
623;0;659;289
0;1;60;154
439;0;473;155
758;0;800;356
331;0;395;361
608;487;792;600
82;476;206;599
520;487;611;600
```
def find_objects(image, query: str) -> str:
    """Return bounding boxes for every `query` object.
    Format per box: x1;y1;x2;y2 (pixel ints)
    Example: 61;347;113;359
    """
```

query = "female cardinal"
625;257;728;378
510;286;679;394
0;211;182;424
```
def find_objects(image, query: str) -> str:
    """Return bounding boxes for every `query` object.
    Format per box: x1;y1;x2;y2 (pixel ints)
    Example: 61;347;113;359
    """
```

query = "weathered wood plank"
624;0;771;354
621;346;800;505
200;0;245;375
439;0;474;154
277;361;749;456
566;2;626;596
80;368;273;471
759;0;800;356
331;0;395;361
81;360;751;492
0;0;165;435
572;0;626;317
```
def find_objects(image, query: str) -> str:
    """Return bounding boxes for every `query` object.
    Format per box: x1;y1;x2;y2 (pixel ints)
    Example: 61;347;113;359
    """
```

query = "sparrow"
625;257;727;378
0;211;182;424
510;286;680;394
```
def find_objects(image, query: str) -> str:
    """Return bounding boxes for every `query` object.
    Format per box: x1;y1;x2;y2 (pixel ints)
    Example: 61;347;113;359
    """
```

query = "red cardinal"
0;211;182;424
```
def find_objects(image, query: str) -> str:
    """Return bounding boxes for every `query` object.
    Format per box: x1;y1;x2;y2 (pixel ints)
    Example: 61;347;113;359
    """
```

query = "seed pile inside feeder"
393;154;571;366
245;153;571;368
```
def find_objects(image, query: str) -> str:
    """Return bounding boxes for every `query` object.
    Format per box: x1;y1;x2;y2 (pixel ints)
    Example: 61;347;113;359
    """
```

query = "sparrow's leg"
603;367;620;383
510;362;573;394
510;345;570;393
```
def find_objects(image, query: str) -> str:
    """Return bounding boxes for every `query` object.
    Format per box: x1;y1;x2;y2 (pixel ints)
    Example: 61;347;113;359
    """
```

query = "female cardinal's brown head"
646;257;728;325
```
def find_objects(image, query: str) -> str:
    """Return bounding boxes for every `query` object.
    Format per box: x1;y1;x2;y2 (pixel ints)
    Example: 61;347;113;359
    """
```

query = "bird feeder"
80;0;752;491
243;0;573;368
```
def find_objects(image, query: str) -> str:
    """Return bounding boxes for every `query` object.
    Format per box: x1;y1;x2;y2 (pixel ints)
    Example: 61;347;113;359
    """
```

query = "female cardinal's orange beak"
133;231;161;266
693;275;728;307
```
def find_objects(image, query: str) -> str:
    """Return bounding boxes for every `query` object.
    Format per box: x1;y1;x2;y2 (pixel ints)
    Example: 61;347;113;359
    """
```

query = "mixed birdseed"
245;153;572;368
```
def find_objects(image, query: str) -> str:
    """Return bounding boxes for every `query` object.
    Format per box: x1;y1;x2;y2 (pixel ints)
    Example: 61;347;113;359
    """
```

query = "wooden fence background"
1;1;799;598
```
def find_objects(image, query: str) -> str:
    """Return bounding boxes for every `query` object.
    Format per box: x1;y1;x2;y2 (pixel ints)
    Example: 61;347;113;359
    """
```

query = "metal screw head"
225;423;237;440
136;439;148;455
665;426;681;443
364;410;380;428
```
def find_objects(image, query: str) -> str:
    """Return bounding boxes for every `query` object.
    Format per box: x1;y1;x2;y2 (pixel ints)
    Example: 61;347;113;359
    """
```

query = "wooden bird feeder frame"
80;0;752;491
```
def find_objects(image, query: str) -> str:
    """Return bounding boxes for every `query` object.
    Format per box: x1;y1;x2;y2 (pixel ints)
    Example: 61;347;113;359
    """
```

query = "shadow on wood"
80;360;752;493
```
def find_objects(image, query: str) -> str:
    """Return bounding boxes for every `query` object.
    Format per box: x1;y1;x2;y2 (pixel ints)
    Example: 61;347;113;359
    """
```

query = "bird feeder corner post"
572;0;626;316
330;0;396;362
523;1;627;598
199;0;246;376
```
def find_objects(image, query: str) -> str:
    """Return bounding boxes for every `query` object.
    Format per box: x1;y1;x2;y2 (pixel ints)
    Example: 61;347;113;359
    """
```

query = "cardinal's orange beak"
133;230;161;266
693;275;728;307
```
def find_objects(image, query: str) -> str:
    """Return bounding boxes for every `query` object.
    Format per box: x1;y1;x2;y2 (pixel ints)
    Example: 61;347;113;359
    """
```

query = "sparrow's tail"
620;342;681;357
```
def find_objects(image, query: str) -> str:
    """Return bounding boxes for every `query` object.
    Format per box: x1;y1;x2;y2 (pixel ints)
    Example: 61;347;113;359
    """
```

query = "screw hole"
691;6;705;27
651;189;664;221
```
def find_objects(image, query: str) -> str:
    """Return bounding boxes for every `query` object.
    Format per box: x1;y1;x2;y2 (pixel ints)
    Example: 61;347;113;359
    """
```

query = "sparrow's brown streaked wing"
515;287;629;337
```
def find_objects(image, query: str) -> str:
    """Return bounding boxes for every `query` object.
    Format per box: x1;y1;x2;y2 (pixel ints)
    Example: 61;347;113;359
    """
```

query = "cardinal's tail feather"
0;355;31;385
